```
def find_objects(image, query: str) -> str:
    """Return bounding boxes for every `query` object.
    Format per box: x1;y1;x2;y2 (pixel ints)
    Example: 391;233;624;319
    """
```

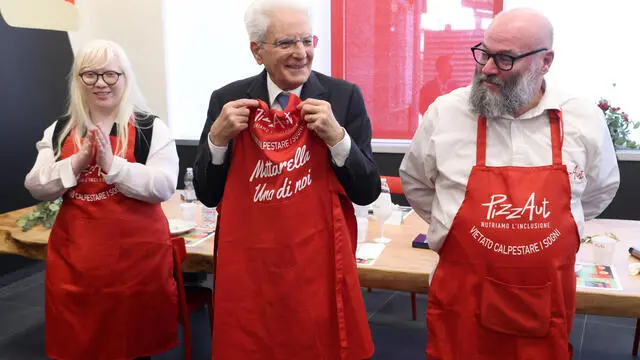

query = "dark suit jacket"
193;70;381;207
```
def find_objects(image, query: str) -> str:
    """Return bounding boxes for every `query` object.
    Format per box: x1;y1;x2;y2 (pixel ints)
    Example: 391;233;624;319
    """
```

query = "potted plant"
598;99;640;150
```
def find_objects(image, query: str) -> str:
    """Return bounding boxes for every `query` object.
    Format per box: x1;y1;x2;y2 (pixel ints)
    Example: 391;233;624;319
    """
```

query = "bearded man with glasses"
401;8;619;360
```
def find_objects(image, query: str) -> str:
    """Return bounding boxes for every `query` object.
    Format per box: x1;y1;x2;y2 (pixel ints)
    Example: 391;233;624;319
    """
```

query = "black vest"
51;112;156;165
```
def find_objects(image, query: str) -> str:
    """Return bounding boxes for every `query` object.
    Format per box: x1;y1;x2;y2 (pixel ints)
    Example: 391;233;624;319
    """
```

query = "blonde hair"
56;39;151;158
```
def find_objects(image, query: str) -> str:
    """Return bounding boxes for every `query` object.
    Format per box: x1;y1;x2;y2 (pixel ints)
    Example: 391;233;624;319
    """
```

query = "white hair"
244;0;312;42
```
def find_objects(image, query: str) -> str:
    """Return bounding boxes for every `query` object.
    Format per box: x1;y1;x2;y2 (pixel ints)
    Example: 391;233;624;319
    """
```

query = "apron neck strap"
476;116;488;165
476;109;564;166
548;109;563;165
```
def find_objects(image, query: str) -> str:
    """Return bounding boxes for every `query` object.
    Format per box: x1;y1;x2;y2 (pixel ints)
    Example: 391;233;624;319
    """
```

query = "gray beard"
469;68;540;119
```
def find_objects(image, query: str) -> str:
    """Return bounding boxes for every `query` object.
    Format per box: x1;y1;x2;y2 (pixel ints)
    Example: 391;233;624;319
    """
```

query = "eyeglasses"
79;71;123;86
470;42;548;71
262;35;318;51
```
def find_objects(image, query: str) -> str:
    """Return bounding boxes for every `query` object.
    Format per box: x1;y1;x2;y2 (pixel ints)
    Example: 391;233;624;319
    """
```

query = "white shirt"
24;118;179;204
207;74;352;166
400;83;620;252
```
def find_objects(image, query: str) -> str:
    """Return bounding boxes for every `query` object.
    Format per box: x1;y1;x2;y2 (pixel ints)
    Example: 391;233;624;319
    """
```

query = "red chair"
171;236;214;360
382;175;403;195
367;176;419;321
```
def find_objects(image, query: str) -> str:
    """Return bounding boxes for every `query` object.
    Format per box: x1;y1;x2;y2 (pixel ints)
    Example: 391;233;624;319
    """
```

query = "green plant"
598;99;640;149
16;198;63;231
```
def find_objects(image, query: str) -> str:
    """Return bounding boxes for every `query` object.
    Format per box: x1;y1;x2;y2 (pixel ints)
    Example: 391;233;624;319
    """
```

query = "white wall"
64;0;331;140
502;0;640;141
64;1;640;143
163;0;331;141
67;0;169;123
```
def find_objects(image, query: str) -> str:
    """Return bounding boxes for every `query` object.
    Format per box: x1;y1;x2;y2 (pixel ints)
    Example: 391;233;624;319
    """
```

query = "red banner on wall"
332;0;503;140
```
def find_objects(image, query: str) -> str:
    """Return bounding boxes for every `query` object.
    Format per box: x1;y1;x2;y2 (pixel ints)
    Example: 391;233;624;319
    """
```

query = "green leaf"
16;198;63;231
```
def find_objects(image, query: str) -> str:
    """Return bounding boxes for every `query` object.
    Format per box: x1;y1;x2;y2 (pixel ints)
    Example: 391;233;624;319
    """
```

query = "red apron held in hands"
46;123;178;360
427;110;579;359
213;94;374;360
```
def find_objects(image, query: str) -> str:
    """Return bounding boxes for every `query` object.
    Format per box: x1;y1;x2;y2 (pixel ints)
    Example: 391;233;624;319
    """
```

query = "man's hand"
297;99;344;147
209;99;259;146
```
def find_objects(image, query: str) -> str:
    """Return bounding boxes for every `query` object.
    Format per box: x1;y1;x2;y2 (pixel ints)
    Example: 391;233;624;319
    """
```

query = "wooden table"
2;194;640;317
573;219;640;318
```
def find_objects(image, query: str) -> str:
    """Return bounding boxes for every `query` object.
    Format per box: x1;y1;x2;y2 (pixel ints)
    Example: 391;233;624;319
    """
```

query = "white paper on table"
575;261;623;291
356;243;386;266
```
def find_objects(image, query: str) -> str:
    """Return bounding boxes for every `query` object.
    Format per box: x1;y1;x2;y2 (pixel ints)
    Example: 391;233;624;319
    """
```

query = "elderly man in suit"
193;0;379;359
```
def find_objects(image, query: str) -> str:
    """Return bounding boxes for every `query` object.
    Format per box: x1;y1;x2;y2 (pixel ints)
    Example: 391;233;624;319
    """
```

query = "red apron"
45;123;178;360
426;110;579;359
212;94;374;360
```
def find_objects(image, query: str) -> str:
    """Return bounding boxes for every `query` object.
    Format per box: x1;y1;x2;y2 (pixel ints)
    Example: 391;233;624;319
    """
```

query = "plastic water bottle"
381;177;390;194
183;167;197;203
354;205;369;243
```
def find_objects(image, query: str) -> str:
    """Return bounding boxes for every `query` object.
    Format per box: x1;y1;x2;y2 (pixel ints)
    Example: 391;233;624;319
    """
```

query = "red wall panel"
332;0;503;139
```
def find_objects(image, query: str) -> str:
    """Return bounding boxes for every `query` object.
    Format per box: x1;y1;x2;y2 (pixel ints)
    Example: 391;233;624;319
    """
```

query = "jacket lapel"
300;71;328;101
245;70;270;104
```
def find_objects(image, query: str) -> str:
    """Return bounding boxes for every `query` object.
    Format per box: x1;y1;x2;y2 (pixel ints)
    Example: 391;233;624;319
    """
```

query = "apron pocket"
480;276;551;337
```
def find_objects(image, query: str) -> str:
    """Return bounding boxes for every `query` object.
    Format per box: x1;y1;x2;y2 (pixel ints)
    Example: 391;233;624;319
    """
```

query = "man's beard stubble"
469;66;541;119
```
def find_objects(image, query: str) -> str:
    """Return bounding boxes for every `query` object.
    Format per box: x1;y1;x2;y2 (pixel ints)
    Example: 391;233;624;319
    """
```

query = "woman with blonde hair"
24;39;179;360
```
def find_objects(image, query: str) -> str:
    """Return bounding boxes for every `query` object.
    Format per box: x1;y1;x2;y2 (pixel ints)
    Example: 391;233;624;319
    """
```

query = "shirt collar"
266;74;303;108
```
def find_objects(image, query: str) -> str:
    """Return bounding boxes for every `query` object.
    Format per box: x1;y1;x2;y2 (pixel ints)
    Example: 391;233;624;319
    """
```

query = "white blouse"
24;118;179;204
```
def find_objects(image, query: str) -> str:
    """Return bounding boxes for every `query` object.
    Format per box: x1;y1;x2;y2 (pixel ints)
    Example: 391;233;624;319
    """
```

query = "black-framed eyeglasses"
261;35;318;51
470;42;548;71
79;71;124;86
